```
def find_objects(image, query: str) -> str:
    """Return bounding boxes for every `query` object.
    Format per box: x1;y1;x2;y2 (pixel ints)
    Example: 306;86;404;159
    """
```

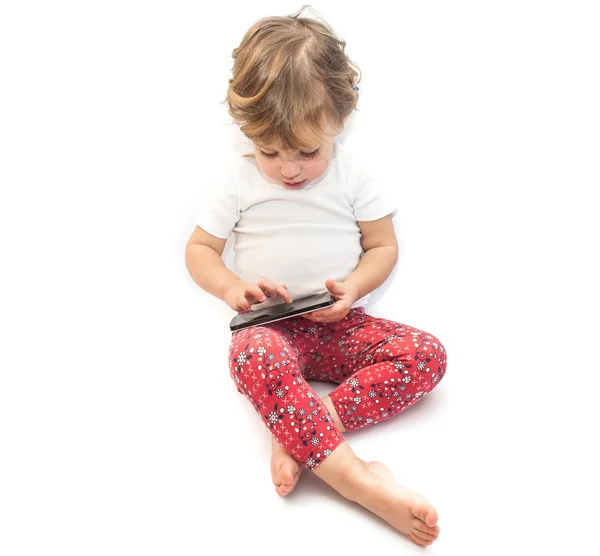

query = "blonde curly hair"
222;5;361;155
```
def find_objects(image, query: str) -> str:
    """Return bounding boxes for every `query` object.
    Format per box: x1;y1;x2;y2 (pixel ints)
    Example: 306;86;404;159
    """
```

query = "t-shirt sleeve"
194;163;240;240
351;155;398;222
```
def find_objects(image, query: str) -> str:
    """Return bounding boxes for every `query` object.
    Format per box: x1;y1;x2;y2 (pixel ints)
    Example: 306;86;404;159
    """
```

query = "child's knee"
228;326;292;386
230;326;266;367
413;331;447;376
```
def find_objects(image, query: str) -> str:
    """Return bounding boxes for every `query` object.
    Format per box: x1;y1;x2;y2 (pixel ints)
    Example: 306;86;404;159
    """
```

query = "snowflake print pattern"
229;307;447;470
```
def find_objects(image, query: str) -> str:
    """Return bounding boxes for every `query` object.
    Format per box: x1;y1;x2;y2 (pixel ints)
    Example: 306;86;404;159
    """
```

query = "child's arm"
185;226;293;312
344;245;398;300
185;226;241;302
345;216;399;300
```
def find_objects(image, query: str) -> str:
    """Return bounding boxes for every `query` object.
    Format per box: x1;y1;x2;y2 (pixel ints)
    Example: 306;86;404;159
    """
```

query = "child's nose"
281;163;301;179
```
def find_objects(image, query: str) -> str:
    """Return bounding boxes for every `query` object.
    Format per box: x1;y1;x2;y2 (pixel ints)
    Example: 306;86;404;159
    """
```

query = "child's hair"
222;5;361;156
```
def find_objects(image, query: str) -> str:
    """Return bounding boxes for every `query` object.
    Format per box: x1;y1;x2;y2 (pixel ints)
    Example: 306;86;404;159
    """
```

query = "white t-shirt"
195;140;398;311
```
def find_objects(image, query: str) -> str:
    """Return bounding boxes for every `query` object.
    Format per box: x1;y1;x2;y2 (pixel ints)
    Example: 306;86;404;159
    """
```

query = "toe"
280;461;295;485
408;532;428;547
275;469;301;497
413;529;437;542
413;519;439;537
415;503;438;528
425;508;438;528
277;484;291;496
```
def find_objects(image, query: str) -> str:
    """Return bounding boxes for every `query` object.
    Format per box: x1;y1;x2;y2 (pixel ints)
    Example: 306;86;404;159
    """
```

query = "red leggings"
228;307;447;471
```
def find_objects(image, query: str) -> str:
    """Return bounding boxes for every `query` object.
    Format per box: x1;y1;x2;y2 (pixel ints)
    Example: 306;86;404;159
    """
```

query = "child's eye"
301;149;320;159
259;149;320;160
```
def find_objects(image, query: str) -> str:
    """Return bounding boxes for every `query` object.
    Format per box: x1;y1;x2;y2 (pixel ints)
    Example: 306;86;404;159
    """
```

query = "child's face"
252;134;335;189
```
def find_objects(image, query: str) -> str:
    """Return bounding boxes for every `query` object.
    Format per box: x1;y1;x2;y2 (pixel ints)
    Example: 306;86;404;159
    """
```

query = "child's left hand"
303;279;360;323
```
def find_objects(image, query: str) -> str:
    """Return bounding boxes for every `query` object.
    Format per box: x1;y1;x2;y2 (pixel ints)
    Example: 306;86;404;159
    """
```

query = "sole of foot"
349;460;441;547
270;436;302;497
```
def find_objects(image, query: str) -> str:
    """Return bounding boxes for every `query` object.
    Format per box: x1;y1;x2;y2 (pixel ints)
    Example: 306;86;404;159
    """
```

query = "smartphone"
229;291;335;332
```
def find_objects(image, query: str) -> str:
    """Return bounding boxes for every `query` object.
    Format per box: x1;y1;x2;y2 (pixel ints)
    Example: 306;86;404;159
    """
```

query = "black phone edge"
229;297;334;332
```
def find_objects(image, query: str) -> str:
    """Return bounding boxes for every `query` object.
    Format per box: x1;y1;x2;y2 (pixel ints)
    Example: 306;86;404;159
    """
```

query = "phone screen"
229;291;334;332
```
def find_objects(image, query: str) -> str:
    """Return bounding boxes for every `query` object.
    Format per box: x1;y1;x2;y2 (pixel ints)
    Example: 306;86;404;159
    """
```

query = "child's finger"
312;308;331;318
277;285;293;303
237;296;250;311
257;278;280;298
248;284;267;302
310;312;328;321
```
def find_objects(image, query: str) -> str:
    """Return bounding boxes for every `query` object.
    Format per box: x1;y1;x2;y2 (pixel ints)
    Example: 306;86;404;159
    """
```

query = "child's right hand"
225;278;293;313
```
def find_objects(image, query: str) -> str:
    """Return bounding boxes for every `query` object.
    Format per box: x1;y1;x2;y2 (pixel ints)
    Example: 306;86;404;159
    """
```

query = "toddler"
185;6;447;547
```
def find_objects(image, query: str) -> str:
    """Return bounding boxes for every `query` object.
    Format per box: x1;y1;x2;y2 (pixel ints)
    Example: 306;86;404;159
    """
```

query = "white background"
1;1;599;554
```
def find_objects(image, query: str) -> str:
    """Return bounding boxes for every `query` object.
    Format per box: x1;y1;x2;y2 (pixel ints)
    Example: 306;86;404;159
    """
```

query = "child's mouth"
283;180;306;187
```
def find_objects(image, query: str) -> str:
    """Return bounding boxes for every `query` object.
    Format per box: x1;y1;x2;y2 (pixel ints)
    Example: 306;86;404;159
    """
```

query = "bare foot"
348;460;441;546
270;436;302;496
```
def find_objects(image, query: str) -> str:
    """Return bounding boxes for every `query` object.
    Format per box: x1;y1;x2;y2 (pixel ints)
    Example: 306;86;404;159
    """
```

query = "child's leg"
280;308;448;432
230;317;442;546
229;324;345;471
333;320;447;431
